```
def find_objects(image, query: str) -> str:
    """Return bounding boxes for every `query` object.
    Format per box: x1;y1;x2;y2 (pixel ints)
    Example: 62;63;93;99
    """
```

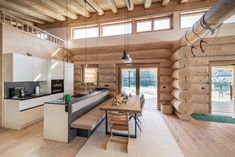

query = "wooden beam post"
125;0;134;11
162;0;170;7
86;0;104;16
106;0;118;13
67;0;90;17
144;0;152;9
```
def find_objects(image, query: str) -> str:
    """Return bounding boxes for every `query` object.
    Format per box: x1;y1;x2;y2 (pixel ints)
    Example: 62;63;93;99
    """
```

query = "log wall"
171;36;235;120
71;42;174;109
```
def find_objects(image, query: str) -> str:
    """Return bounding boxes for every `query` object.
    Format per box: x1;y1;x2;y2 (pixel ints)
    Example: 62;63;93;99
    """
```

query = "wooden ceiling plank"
85;0;104;16
16;0;66;21
162;0;170;7
40;0;78;19
144;0;152;9
180;0;189;4
0;0;55;22
125;0;134;11
68;0;90;17
38;0;216;29
0;7;45;24
106;0;118;13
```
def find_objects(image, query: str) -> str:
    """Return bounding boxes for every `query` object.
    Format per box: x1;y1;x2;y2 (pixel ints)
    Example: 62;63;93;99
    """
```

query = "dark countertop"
5;93;52;101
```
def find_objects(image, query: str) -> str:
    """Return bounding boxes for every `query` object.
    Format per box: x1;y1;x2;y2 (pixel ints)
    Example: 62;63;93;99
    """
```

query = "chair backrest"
140;94;145;113
107;111;129;126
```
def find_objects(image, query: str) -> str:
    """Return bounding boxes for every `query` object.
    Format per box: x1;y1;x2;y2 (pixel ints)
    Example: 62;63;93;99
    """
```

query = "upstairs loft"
0;11;64;46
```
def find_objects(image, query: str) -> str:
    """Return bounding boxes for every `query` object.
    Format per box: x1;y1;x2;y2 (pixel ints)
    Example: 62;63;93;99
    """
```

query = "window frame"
82;65;99;85
71;25;100;39
134;15;173;34
153;16;173;31
100;21;133;37
135;19;153;33
179;11;206;29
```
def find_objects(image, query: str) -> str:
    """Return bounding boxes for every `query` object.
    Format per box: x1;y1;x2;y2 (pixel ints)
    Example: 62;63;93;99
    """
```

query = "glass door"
211;66;235;116
121;68;137;95
140;68;158;110
120;66;158;110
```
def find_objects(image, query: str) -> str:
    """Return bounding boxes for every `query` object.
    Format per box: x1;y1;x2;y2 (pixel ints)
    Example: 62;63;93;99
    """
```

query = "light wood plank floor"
163;113;235;157
0;121;87;157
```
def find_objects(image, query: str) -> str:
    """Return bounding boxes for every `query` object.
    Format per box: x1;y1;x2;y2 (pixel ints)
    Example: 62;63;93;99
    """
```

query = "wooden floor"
163;113;235;157
1;113;235;157
0;121;87;157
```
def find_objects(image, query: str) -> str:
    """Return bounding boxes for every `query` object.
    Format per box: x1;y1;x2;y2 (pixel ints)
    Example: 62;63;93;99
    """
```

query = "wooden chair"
105;111;130;153
129;94;145;131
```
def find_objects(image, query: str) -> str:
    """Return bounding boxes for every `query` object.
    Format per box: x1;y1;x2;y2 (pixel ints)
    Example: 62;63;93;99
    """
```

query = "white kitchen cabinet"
50;59;64;80
4;53;48;82
33;57;47;81
64;62;74;95
4;93;63;130
4;53;33;82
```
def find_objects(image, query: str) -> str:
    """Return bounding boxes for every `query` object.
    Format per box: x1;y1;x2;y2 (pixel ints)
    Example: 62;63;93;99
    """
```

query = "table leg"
134;112;137;138
105;110;108;135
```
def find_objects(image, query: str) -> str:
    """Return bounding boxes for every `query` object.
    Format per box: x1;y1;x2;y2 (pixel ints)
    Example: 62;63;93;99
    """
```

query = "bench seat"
70;99;110;136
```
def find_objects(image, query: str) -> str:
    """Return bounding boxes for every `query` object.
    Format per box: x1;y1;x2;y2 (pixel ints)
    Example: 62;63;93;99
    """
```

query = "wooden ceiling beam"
125;0;134;11
67;0;90;17
173;0;235;51
0;7;45;24
85;0;104;16
106;0;118;13
16;0;66;21
144;0;152;9
162;0;170;7
40;0;78;19
0;0;55;22
180;0;189;4
38;0;216;29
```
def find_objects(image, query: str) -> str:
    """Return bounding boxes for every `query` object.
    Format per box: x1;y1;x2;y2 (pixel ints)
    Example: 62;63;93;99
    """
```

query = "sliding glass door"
121;68;137;95
120;66;158;110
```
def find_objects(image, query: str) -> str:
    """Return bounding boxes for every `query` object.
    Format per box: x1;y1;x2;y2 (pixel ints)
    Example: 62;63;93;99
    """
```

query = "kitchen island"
44;89;109;143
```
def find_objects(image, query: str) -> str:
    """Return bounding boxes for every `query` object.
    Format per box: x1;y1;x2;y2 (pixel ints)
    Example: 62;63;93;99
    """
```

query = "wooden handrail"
0;11;64;46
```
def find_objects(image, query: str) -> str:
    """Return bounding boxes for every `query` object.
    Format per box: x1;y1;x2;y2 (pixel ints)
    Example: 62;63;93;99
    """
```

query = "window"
224;14;235;24
154;17;171;30
73;26;99;39
136;20;152;32
84;67;98;85
102;22;132;37
180;12;205;28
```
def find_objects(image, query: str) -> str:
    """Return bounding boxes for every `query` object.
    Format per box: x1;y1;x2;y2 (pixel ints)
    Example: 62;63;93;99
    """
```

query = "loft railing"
0;11;64;46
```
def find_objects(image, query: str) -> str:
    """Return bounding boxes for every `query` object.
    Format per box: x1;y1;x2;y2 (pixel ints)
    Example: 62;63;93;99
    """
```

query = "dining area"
100;93;145;153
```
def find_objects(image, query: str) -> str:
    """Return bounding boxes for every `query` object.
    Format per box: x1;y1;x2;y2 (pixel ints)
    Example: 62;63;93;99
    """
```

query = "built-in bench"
67;89;110;142
71;99;110;137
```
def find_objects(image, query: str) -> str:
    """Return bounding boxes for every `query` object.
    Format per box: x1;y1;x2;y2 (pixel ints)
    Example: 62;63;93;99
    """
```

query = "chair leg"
137;122;142;132
106;128;112;149
137;117;142;124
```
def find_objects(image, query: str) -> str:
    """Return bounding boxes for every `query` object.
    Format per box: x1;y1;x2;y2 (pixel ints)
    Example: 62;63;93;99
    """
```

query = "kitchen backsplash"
4;82;39;98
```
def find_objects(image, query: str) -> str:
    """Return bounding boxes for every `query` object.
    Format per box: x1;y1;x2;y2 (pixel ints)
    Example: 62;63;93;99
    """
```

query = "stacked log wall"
171;36;235;120
70;42;174;109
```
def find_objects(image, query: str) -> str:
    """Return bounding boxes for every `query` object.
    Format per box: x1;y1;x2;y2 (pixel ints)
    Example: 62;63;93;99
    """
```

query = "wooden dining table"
100;95;141;138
